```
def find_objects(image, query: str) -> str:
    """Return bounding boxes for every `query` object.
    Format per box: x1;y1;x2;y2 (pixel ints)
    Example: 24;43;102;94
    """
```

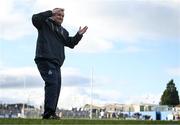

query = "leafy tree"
160;79;179;107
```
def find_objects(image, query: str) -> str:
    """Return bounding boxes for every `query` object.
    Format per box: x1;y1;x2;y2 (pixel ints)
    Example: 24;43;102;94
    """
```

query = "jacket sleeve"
64;32;83;49
32;10;52;29
62;28;83;48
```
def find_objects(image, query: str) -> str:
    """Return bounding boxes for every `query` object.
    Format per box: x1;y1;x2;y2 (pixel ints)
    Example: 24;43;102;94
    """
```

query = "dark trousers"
36;59;61;116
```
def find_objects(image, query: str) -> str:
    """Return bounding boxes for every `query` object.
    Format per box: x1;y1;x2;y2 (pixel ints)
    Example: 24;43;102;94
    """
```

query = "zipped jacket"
32;10;83;66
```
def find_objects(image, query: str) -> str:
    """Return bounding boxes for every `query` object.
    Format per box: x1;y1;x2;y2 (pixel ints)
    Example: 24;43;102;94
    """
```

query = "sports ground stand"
0;103;180;120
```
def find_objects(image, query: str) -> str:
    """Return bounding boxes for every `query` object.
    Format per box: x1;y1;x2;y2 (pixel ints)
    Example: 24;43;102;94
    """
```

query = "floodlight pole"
22;76;26;118
90;67;93;119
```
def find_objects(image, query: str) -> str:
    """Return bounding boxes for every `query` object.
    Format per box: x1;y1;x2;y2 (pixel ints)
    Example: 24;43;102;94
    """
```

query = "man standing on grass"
32;8;88;119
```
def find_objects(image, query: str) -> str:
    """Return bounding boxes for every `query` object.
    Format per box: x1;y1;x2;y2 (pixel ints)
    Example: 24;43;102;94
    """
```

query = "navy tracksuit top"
32;10;83;66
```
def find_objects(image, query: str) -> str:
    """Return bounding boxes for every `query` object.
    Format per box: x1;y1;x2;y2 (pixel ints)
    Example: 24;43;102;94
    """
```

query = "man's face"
52;10;64;25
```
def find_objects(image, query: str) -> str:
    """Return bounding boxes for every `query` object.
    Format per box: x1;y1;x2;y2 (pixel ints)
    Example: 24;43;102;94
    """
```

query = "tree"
160;79;179;107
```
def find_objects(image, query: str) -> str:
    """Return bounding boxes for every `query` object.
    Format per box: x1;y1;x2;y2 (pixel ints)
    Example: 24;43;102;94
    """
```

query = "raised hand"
78;26;88;35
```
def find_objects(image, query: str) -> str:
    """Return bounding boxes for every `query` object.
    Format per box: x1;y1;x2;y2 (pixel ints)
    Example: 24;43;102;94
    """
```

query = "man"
32;8;88;119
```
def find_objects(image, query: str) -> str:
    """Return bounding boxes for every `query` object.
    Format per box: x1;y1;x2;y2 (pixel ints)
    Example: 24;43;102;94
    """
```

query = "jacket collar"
48;17;61;26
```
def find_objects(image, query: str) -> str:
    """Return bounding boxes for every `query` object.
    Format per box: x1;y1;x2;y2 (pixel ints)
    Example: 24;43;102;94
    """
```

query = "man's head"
51;8;64;25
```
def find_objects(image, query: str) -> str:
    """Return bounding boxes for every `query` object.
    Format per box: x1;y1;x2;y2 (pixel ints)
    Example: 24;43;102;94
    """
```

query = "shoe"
42;114;51;119
49;114;61;119
42;113;60;120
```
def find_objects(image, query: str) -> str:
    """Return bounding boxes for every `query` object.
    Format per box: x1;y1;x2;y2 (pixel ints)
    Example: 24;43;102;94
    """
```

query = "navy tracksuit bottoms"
36;59;61;115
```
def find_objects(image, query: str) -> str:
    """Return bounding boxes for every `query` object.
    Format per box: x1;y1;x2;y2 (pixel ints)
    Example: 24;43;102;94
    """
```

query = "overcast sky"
0;0;180;109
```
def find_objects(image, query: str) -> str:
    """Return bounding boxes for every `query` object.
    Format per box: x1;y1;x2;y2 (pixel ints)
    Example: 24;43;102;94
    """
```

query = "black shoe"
42;113;60;120
49;114;60;119
42;114;51;119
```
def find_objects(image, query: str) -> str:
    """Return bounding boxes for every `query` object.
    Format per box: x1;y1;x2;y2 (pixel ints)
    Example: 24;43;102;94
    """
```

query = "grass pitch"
0;118;180;125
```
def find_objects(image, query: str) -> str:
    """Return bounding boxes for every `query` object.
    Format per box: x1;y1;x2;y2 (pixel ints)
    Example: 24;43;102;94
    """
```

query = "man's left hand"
78;26;88;35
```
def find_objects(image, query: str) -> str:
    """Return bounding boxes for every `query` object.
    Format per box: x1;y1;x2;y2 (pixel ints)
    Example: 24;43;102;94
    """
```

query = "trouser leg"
36;61;61;116
54;69;61;109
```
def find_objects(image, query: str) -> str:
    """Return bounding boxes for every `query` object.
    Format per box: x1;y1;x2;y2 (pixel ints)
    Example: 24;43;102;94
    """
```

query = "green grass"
0;118;180;125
